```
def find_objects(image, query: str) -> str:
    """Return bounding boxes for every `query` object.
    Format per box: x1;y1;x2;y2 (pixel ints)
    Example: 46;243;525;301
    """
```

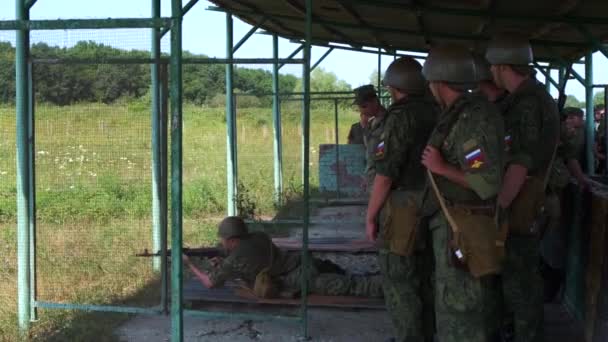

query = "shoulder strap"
426;170;460;234
542;135;560;189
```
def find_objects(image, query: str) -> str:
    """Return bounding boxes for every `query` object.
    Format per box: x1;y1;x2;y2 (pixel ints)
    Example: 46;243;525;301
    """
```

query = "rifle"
135;247;223;258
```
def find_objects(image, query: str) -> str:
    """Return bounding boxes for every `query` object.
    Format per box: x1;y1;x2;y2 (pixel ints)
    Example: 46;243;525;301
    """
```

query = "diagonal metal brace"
233;17;268;54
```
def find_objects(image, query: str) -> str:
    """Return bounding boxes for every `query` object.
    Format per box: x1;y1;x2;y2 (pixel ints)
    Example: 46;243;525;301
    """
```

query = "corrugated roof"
209;0;608;62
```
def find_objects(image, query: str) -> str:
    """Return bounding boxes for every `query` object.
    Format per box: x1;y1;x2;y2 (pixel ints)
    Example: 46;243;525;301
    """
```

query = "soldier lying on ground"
182;216;383;298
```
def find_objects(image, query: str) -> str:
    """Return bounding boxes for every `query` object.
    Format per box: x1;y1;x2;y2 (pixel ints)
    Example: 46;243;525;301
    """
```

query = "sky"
1;0;607;102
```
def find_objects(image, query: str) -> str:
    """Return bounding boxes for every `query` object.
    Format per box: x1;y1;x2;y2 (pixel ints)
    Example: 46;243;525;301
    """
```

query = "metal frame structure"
5;0;608;341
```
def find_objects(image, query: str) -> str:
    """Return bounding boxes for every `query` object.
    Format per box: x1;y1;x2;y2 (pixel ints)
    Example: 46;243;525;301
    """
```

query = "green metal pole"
272;34;284;205
558;66;566;88
334;99;340;200
151;0;162;274
300;0;312;339
585;52;595;174
27;60;37;323
545;67;551;92
170;0;184;340
160;62;169;315
225;13;238;216
377;48;382;105
16;0;31;334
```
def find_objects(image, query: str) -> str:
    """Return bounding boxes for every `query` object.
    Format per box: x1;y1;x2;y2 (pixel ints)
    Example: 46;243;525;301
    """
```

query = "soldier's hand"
421;145;446;175
366;219;378;242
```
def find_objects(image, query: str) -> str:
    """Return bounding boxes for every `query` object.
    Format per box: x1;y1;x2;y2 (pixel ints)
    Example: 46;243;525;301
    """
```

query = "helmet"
562;107;583;118
422;45;476;84
217;216;248;239
473;53;493;82
382;57;426;94
485;33;533;66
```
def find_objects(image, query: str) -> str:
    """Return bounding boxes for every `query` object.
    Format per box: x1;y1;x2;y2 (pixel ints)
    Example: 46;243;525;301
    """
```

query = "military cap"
217;216;248;239
485;33;533;66
563;107;584;118
422;45;476;85
352;84;378;105
382;57;426;94
473;53;493;82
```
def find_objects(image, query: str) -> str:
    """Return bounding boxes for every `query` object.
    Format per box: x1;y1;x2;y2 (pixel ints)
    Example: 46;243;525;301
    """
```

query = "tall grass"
0;100;359;341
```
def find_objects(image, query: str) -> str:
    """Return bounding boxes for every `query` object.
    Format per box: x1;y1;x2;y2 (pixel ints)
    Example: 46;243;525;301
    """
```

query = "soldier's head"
563;107;584;130
473;53;506;102
595;104;606;122
353;84;382;118
485;33;534;91
217;216;248;250
382;57;426;102
422;45;476;108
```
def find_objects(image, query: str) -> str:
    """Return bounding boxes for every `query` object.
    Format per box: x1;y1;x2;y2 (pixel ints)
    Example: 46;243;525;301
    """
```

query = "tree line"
0;41;351;106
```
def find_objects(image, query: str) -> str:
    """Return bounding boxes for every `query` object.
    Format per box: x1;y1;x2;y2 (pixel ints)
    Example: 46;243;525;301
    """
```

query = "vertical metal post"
27;60;37;322
377;49;382;105
334;99;340;199
151;0;162;273
272;34;284;205
544;67;551;92
585;52;595;174
160;62;169;314
16;0;31;334
604;88;608;175
170;0;184;340
558;66;566;87
300;0;312;339
225;13;238;216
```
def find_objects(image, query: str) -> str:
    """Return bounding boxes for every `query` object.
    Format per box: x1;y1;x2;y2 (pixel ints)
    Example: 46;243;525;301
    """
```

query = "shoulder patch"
374;141;386;160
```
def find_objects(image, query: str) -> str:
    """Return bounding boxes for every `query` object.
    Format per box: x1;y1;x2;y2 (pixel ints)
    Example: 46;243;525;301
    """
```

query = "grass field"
0;100;359;341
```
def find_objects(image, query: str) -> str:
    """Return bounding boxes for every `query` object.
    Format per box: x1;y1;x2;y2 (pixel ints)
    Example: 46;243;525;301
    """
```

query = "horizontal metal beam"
207;6;589;49
184;309;300;322
0;18;171;30
35;301;163;315
576;25;608;60
30;57;304;65
288;38;427;59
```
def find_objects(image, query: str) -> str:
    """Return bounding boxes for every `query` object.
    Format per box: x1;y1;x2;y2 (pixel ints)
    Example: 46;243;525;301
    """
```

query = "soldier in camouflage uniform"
486;34;560;342
421;46;505;342
182;216;383;297
473;54;508;109
348;112;369;144
365;57;438;342
541;107;589;300
351;84;387;191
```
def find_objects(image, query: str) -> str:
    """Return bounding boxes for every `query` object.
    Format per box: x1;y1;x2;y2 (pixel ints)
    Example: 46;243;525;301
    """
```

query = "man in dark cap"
351;84;387;191
348;85;380;144
182;216;383;298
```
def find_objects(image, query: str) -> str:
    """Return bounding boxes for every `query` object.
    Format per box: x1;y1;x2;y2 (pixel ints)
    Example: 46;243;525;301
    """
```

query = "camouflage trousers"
378;248;434;342
503;235;544;342
280;257;383;298
430;213;498;342
540;190;567;270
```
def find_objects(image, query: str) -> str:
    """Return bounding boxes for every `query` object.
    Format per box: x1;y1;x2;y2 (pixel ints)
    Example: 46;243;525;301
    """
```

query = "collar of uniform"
509;77;537;98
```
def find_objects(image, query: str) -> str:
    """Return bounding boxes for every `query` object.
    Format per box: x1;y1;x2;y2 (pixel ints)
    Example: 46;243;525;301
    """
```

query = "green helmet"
473;53;493;82
562;107;584;118
422;45;476;84
485;33;533;66
382;57;426;94
217;216;248;239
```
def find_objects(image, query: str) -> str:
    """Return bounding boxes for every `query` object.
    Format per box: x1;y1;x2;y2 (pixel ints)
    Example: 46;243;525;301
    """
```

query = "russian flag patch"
465;148;485;169
375;141;385;159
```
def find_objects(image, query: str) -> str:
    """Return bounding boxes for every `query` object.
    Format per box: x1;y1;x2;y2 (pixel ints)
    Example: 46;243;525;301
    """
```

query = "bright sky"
1;0;607;102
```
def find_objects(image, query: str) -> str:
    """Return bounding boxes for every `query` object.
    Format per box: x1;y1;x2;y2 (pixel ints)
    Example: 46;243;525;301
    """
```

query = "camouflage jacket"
348;122;366;144
501;79;560;177
427;93;505;203
209;232;300;287
364;113;386;187
374;95;439;191
549;122;585;189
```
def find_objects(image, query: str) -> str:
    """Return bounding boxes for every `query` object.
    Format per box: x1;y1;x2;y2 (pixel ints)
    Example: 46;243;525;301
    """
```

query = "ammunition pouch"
447;205;507;278
382;191;420;256
508;176;546;236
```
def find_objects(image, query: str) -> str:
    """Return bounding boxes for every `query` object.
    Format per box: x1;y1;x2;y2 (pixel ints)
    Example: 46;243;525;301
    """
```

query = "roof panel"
210;0;608;62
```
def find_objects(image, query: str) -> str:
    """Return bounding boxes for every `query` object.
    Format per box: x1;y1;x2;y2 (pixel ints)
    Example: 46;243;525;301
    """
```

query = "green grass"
0;101;359;341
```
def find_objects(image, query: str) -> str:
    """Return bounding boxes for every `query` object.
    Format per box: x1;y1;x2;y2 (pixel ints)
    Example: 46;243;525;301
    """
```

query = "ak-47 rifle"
135;247;223;258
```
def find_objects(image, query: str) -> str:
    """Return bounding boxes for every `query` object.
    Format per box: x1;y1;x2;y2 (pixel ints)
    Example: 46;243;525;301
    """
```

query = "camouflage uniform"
541;121;584;270
425;93;505;342
374;94;438;342
500;78;560;342
364;114;386;189
348;122;366;144
209;232;383;297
